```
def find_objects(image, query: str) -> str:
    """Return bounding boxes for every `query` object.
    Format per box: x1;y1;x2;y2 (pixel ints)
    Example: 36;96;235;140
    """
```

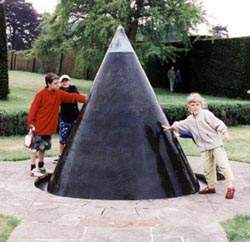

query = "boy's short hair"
186;93;206;108
45;73;59;87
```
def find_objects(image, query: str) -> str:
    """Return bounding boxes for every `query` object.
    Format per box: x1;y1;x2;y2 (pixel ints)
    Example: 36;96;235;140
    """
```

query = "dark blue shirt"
60;85;79;123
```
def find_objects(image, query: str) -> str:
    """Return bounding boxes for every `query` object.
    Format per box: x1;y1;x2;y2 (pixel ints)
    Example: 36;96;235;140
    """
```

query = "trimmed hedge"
0;111;27;136
164;103;250;125
208;103;250;126
188;37;250;99
1;103;250;136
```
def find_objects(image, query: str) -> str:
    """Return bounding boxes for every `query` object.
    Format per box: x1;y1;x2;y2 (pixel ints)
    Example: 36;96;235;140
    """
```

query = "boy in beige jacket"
162;93;235;199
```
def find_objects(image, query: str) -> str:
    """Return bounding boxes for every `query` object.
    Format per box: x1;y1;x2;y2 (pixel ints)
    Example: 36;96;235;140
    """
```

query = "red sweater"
28;88;87;135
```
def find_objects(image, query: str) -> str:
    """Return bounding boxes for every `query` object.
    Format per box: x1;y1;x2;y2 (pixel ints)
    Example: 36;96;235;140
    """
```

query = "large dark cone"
47;26;199;199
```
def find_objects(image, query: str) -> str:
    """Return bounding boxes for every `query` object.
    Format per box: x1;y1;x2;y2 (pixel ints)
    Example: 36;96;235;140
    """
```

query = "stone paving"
1;157;250;242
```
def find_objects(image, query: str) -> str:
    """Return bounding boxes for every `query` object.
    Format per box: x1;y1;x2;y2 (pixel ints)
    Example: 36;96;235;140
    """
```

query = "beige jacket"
172;109;227;152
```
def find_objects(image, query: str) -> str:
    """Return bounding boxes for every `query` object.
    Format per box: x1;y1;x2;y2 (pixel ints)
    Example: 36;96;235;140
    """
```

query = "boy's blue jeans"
179;131;193;139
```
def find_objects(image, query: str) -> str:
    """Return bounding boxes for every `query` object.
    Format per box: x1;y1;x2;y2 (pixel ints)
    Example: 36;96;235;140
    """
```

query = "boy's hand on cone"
162;124;173;132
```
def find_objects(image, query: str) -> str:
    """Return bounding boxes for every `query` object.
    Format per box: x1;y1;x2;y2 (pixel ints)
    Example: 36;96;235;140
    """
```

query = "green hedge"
1;103;250;136
208;103;250;125
164;103;250;126
188;37;250;99
0;111;27;136
145;37;250;97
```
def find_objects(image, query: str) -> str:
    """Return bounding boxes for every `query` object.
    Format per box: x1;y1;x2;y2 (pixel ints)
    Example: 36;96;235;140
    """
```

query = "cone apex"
107;25;134;53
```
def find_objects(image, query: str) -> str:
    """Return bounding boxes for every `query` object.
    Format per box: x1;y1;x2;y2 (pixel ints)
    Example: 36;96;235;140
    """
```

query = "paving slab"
0;156;250;242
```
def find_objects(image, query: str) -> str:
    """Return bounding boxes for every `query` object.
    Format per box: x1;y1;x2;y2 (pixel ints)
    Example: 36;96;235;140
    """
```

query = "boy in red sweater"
28;73;88;176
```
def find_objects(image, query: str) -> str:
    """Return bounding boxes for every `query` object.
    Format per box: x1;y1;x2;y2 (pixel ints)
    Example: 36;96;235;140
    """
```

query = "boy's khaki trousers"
201;146;234;186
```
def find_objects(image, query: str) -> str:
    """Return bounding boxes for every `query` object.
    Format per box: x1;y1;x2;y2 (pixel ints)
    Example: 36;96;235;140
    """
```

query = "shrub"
1;103;249;136
163;103;250;126
188;37;250;99
0;111;27;136
208;103;250;126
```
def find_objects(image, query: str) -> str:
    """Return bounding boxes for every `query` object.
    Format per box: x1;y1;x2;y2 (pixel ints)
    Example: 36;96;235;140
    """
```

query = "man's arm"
59;89;88;103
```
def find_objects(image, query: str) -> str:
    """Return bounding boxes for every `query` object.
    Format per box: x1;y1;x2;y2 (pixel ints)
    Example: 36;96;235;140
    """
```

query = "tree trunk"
58;52;64;75
0;3;9;99
128;0;144;43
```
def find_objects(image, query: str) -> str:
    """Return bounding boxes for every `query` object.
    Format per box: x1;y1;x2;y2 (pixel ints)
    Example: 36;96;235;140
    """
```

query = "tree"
4;0;41;50
34;0;204;74
0;1;9;99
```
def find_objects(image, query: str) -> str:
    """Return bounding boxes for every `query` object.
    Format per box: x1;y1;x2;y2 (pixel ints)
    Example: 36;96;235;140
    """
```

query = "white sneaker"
30;168;44;177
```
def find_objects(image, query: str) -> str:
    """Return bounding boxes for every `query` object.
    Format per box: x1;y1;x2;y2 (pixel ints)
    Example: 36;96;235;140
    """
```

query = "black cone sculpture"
47;26;199;199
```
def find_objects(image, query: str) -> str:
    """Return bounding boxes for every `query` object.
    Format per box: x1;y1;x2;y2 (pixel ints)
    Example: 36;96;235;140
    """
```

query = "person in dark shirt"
54;74;80;163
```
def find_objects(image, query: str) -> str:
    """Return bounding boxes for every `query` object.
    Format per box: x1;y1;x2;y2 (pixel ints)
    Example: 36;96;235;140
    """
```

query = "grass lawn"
155;87;250;109
1;71;250;113
0;71;249;239
0;135;59;161
0;71;92;113
0;71;249;163
0;214;19;242
179;125;250;163
221;215;250;242
0;126;249;162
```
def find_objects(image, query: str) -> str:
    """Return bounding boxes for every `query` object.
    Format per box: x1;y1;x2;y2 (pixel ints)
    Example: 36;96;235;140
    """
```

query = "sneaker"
30;168;44;177
198;187;216;194
225;187;235;199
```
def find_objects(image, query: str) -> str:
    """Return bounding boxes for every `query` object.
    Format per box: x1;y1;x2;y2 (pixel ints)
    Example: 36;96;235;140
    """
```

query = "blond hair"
186;93;207;108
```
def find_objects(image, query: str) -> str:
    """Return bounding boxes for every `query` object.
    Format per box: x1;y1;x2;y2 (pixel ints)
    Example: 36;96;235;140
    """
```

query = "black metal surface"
45;26;199;199
35;173;51;191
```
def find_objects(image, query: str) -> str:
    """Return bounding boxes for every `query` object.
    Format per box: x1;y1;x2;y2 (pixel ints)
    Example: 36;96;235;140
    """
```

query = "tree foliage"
34;0;204;74
0;1;9;99
4;0;41;50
